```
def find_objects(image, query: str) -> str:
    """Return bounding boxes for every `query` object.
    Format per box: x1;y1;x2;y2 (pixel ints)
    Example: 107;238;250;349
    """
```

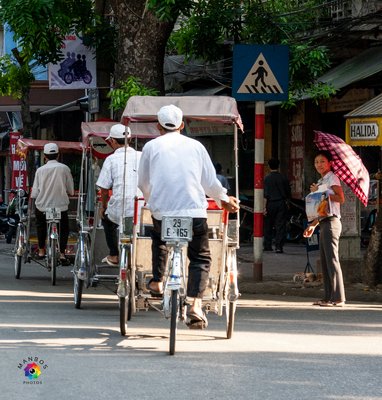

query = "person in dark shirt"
263;158;291;253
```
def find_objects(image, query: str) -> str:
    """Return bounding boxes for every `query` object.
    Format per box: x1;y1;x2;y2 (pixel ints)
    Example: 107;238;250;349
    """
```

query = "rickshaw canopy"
121;96;244;137
16;138;83;158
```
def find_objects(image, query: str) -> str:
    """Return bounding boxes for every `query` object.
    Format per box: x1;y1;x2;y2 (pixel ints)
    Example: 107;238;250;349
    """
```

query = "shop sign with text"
346;117;382;146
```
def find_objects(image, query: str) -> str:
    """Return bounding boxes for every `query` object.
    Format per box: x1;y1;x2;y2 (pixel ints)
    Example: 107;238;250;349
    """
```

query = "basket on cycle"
12;138;82;285
120;96;243;354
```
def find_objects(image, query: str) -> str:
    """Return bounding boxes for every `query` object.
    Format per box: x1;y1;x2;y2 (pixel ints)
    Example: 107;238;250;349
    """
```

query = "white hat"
106;123;131;140
157;105;183;130
44;143;59;155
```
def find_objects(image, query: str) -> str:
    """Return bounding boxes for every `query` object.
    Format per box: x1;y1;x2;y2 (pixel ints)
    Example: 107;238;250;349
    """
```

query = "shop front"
345;93;382;238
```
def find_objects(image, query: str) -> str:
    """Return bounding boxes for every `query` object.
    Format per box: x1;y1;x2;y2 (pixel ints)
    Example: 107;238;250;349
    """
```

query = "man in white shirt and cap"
96;123;142;266
31;142;74;265
138;104;240;328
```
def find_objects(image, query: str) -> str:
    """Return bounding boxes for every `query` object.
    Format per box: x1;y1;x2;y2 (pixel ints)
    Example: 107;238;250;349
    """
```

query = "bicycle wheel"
169;289;179;355
49;237;58;286
14;225;23;279
73;234;90;309
73;247;84;309
225;249;238;339
119;284;132;336
119;244;134;335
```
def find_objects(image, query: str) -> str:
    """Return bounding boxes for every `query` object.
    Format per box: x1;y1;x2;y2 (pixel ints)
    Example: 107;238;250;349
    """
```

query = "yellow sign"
345;117;382;146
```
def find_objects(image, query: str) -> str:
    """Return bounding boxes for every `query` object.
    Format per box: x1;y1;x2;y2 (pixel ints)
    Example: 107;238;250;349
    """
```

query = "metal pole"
253;101;264;281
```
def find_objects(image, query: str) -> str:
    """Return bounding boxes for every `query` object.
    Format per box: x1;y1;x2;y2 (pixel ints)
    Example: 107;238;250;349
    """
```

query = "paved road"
0;244;382;399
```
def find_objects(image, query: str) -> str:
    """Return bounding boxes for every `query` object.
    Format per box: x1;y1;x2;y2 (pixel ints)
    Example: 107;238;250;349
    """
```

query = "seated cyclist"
30;143;74;265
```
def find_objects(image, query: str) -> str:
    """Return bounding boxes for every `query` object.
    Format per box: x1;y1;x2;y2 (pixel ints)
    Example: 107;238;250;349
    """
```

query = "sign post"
233;44;289;281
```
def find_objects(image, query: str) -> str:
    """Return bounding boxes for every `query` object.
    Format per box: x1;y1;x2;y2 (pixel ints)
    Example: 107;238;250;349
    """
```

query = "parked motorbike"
361;208;377;248
0;201;10;240
5;190;29;244
285;198;307;243
239;195;307;243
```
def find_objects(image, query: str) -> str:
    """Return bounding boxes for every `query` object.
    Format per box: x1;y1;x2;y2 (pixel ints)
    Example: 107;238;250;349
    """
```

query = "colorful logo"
24;362;41;380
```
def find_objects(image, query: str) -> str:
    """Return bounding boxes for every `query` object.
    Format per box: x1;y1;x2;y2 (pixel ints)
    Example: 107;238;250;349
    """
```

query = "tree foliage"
159;0;336;105
0;0;112;135
0;0;96;65
108;77;159;112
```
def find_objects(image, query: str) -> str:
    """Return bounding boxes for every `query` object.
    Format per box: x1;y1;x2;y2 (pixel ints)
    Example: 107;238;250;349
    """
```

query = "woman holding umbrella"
303;150;346;307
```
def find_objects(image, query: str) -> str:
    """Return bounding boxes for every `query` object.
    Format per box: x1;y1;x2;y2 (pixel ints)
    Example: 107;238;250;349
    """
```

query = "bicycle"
161;216;193;355
45;207;62;285
11;189;29;279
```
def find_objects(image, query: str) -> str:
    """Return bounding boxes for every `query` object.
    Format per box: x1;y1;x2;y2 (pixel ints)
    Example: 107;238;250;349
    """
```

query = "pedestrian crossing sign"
232;44;289;101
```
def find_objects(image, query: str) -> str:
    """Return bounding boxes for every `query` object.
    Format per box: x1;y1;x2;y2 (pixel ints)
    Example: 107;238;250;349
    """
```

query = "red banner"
10;132;28;191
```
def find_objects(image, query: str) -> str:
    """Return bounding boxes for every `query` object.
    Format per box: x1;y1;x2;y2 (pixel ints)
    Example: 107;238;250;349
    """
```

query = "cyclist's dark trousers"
151;217;211;298
35;208;69;254
101;214;119;257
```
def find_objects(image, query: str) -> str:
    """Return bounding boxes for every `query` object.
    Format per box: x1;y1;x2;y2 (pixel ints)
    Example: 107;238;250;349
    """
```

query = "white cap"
44;143;59;155
106;123;131;140
157;105;183;130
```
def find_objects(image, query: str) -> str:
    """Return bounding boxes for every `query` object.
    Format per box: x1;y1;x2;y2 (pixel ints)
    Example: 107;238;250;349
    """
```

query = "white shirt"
96;146;142;224
31;160;74;212
138;131;229;219
317;171;342;218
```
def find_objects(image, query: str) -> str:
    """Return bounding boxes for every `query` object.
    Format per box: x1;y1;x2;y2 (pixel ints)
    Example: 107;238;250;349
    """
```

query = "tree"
0;0;107;136
165;0;336;105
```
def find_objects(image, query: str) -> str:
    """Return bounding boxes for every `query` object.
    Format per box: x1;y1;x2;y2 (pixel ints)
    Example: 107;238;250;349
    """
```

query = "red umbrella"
314;131;370;206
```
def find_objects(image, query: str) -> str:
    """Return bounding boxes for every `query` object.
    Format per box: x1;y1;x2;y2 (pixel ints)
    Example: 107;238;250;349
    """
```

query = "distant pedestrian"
263;158;291;253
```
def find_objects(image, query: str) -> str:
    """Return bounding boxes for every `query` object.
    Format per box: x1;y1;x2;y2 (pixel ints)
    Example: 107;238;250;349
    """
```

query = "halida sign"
350;122;378;140
346;117;382;146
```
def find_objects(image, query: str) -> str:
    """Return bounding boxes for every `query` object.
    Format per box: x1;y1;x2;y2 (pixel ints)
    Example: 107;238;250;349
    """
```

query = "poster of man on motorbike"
48;34;96;90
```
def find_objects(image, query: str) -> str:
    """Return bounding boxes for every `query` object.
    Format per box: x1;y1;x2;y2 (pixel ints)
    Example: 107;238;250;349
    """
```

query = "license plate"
161;217;193;241
46;208;61;220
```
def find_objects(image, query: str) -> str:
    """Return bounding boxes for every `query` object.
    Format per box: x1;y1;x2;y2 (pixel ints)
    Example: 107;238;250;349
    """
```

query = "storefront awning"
344;93;382;146
318;46;382;90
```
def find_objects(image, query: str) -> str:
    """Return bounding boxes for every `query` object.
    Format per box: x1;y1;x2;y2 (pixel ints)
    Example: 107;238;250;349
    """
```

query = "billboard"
49;34;96;90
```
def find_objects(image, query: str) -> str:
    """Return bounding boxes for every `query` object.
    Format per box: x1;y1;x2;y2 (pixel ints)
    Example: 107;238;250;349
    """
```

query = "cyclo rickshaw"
126;96;242;354
72;96;242;355
12;138;82;285
72;121;146;307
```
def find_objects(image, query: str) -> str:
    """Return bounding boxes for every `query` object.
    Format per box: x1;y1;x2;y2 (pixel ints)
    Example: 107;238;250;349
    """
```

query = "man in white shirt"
31;143;74;265
138;104;239;328
96;124;141;266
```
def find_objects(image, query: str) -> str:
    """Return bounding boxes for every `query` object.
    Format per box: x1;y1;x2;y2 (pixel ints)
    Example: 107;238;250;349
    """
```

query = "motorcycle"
5;190;29;244
239;195;307;244
285;198;307;243
0;201;10;240
361;208;377;248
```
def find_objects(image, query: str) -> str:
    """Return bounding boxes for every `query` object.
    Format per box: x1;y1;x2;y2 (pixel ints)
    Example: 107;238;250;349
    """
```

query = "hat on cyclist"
44;143;59;155
106;123;131;140
157;105;183;130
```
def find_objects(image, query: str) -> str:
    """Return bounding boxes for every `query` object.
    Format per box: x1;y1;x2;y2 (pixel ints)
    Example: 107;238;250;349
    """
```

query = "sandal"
320;301;334;307
186;310;208;329
312;300;328;306
101;256;119;266
60;257;71;266
35;252;45;260
146;279;163;297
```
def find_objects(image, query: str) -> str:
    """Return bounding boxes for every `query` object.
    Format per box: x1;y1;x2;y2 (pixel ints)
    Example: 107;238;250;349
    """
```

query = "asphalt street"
0;241;382;400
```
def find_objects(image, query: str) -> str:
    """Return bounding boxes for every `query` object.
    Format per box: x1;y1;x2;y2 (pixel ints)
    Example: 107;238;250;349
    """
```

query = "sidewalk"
237;242;382;303
1;238;380;303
